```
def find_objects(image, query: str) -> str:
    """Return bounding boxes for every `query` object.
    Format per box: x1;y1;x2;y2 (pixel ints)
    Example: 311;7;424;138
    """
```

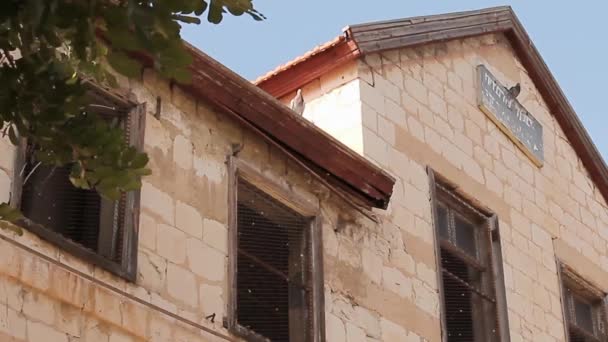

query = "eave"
181;43;395;209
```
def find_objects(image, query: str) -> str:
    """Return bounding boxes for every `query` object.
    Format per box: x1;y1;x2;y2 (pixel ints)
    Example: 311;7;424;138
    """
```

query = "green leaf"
1;0;263;207
106;51;142;79
172;14;201;24
0;220;24;236
207;2;225;24
131;153;149;169
97;184;121;201
0;203;23;223
134;167;152;176
195;1;209;15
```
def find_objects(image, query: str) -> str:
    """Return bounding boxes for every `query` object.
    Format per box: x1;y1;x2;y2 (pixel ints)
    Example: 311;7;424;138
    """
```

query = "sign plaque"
477;65;543;167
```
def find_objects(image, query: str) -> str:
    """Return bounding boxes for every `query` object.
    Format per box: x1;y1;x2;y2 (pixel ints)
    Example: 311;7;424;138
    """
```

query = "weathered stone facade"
1;12;607;342
0;54;394;341
277;31;608;341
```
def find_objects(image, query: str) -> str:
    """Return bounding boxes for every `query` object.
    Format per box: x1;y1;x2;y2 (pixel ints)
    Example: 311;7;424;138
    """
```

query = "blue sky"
182;1;607;160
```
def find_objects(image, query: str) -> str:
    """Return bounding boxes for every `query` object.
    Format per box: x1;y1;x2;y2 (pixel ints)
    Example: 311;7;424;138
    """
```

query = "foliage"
0;1;262;217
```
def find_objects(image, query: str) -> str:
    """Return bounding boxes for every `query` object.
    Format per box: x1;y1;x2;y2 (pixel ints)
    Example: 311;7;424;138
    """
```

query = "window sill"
14;218;136;282
224;321;272;342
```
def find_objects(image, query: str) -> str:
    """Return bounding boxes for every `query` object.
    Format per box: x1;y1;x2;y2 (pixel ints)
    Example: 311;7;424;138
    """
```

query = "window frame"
9;86;145;281
557;262;608;342
225;156;326;342
428;167;511;342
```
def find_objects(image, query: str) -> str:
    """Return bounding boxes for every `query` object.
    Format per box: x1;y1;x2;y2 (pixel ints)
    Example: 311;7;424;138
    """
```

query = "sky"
182;1;607;160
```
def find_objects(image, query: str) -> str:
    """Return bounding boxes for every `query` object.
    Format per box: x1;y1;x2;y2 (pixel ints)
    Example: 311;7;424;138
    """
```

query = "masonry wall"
280;61;366;155
1;33;606;342
0;61;420;341
290;33;608;342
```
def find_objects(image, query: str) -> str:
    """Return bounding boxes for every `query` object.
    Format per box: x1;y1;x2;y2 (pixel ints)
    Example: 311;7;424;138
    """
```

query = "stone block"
404;77;428;105
19;253;50;292
380;318;406;342
27;321;68;342
0;169;10;204
413;279;439;317
141;182;174;225
407;115;425;142
93;287;123;327
173;134;193;170
166;263;198;307
176;201;203;239
531;224;552;249
0;137;14;173
362;249;383;285
199;284;224;319
353;306;380;339
186;238;225;282
109;331;136;342
138;213;158;251
193;156;225;184
22;292;55;326
326;314;346;342
55;303;81;337
144;116;172;155
137;251;166;293
384;98;407;126
7;308;26;340
203;219;228;254
377;116;395;145
382;266;412;299
429;92;447;118
346;323;366;342
156;224;187;264
121;301;149;338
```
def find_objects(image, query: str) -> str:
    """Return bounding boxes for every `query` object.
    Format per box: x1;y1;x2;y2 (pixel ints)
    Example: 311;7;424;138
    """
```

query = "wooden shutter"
21;162;102;251
118;102;145;280
234;179;312;342
429;169;508;342
13;97;144;281
559;263;608;342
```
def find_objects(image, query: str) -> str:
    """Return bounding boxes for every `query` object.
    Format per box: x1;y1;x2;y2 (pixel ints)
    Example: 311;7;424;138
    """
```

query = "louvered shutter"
21;163;102;251
235;180;312;342
17;97;144;280
434;184;501;342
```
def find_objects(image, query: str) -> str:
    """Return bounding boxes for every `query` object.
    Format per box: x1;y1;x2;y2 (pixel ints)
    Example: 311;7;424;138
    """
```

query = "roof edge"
181;42;395;209
254;35;361;99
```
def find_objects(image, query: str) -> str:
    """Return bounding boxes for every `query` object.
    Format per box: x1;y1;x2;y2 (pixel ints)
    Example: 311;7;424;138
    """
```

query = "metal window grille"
235;179;312;342
561;269;608;342
435;185;500;342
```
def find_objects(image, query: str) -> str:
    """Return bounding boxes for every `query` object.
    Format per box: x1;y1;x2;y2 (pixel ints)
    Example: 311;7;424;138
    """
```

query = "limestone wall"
0;135;14;204
334;33;608;342
280;61;366;155
1;32;605;342
0;67;388;341
275;32;608;342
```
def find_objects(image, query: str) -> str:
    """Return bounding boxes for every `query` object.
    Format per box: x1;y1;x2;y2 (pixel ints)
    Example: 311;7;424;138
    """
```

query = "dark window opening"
13;89;144;280
20;156;124;262
435;186;500;342
561;269;608;342
234;180;312;342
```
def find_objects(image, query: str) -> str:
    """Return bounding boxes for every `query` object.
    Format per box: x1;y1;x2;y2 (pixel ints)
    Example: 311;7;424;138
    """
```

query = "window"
226;162;325;342
11;86;145;280
559;264;608;342
430;177;510;342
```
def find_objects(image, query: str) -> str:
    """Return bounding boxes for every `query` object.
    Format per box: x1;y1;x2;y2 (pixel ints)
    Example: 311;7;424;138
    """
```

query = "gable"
256;6;608;208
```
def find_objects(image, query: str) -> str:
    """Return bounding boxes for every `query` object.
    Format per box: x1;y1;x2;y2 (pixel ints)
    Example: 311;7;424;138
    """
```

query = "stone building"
0;6;606;342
